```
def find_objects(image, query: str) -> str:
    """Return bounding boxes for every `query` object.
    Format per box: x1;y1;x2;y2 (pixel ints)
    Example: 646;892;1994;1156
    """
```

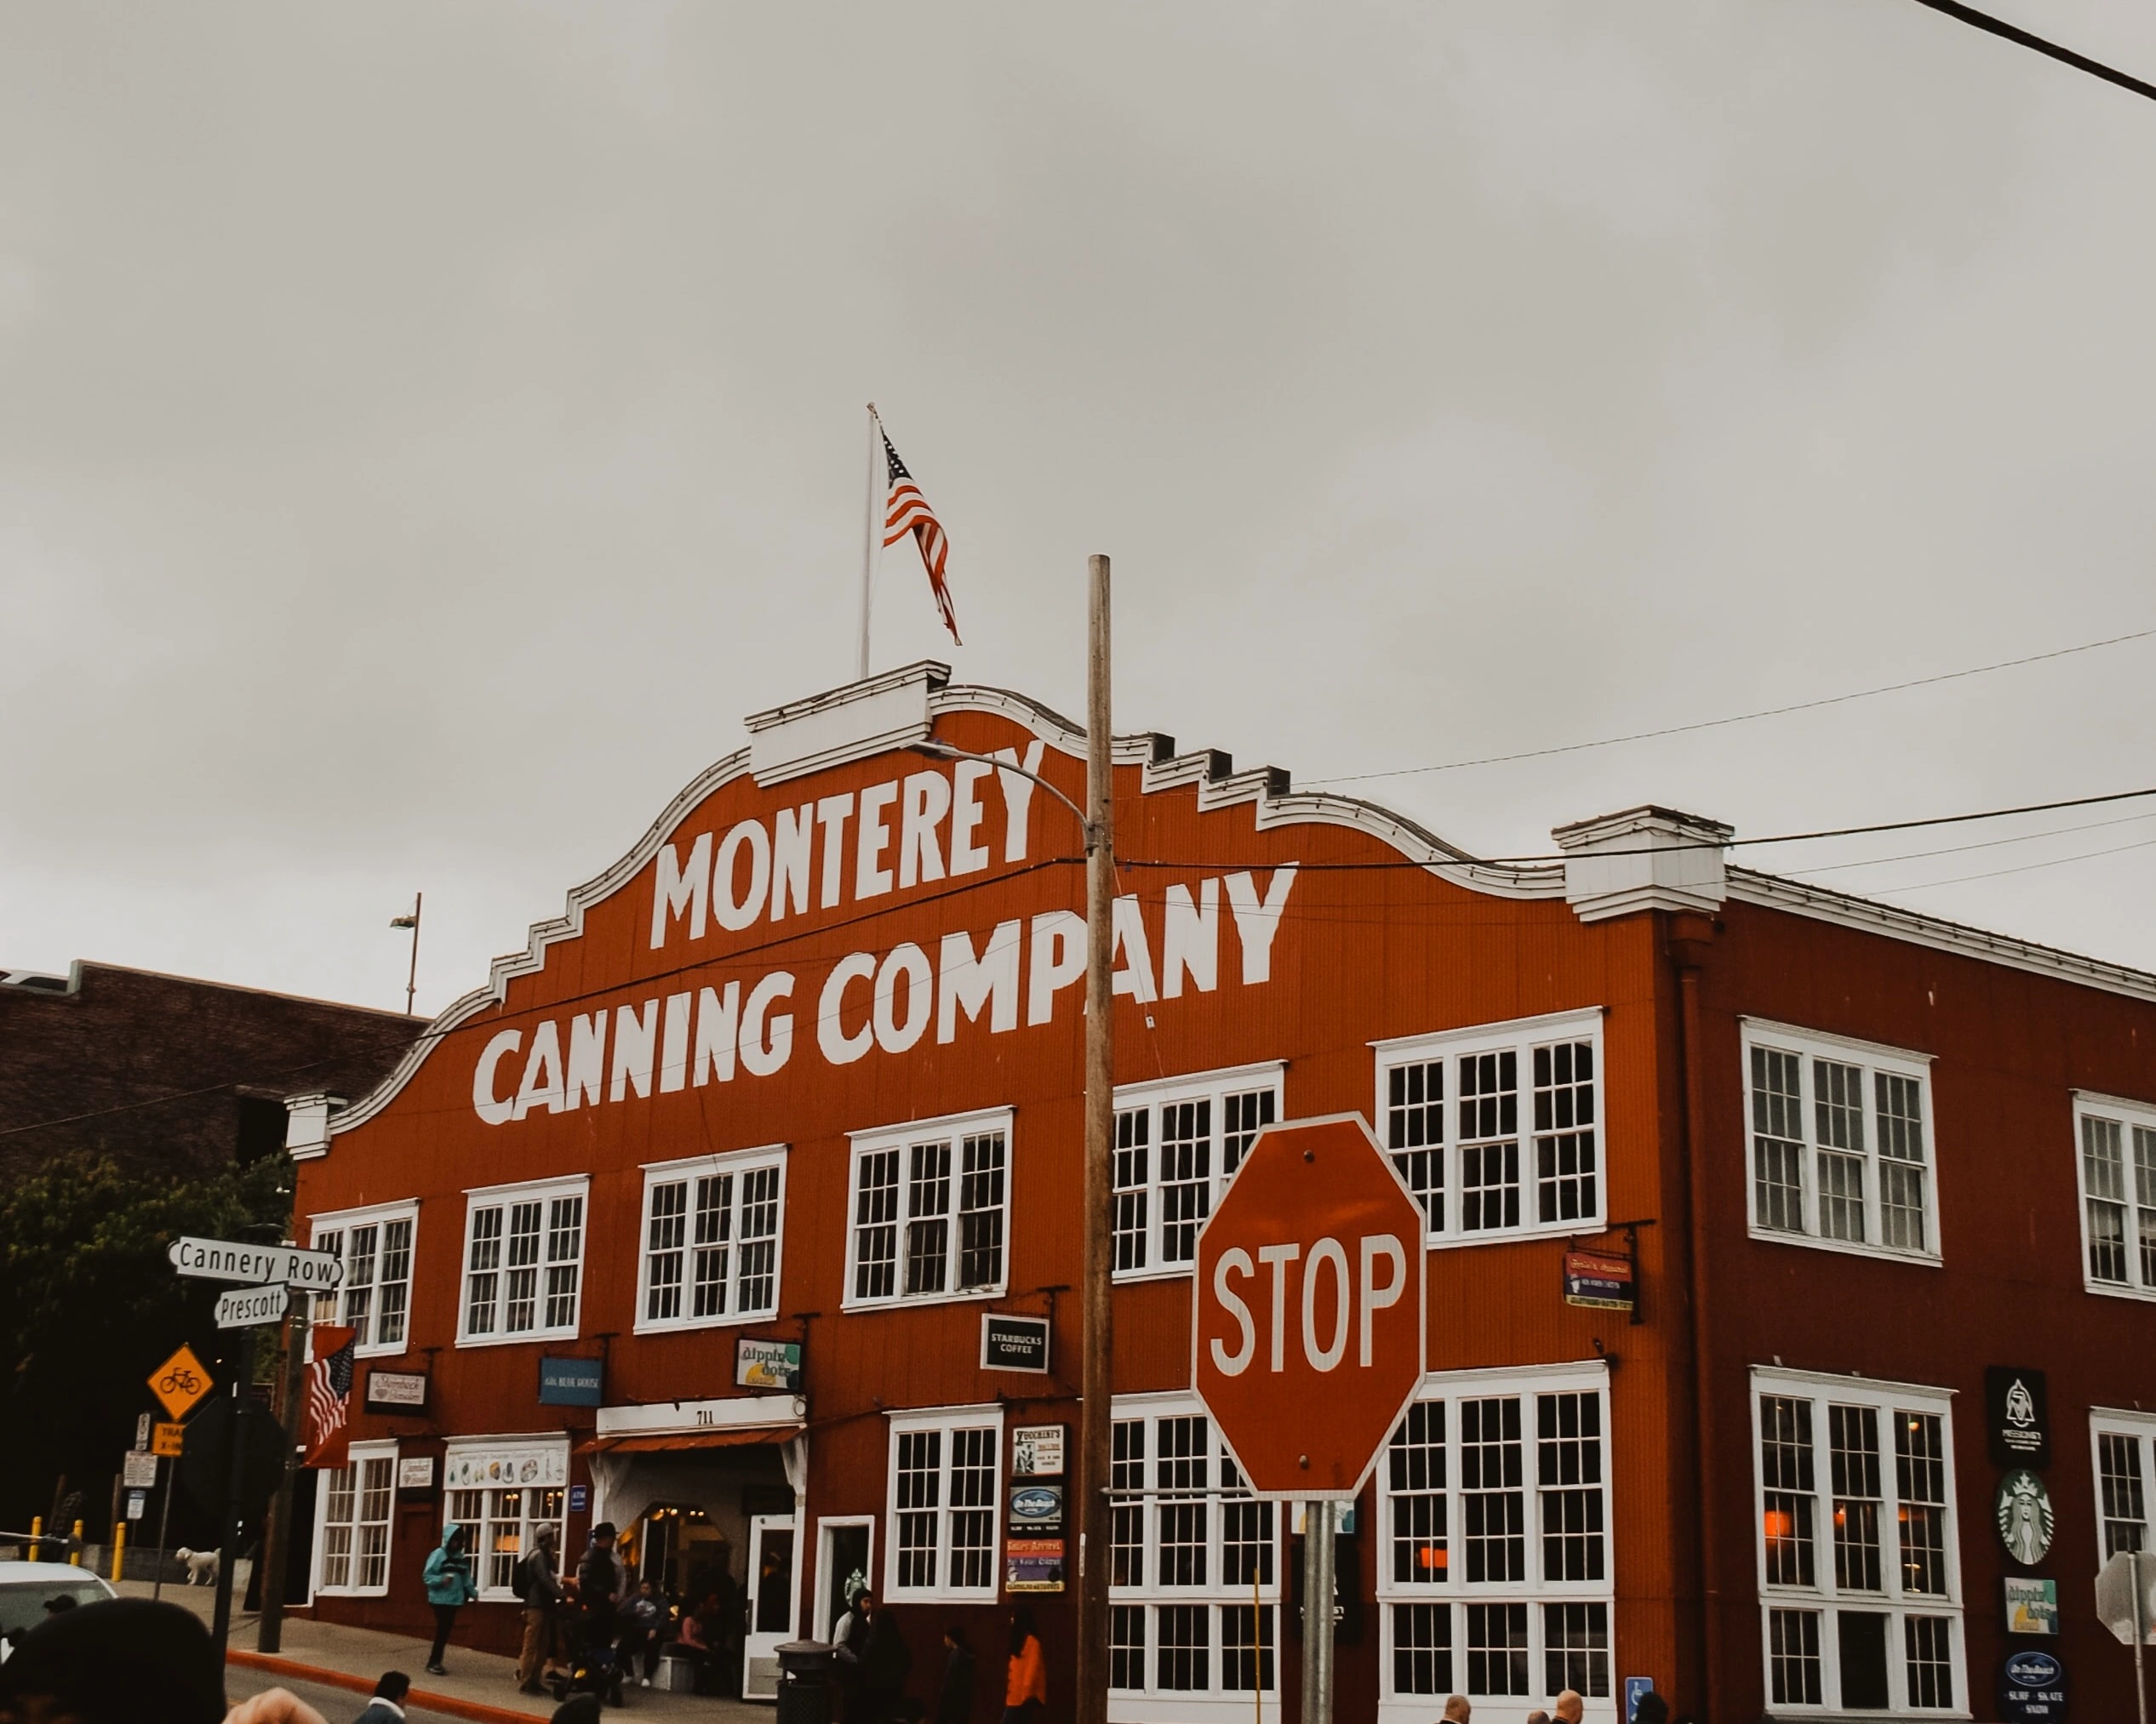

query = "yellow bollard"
67;1519;83;1566
112;1522;126;1584
27;1516;41;1562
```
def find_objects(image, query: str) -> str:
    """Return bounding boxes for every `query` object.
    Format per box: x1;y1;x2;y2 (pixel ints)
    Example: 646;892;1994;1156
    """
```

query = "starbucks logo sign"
1997;1469;2055;1566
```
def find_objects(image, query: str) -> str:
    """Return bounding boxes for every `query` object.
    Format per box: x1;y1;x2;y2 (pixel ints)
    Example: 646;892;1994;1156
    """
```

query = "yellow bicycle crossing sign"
148;1343;213;1422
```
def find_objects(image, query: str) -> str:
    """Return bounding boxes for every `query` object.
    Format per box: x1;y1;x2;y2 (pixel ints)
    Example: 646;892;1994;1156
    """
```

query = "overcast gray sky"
5;0;2154;1016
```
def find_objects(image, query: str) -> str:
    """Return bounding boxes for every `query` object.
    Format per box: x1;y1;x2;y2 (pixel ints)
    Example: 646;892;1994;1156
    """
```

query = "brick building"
286;662;2156;1722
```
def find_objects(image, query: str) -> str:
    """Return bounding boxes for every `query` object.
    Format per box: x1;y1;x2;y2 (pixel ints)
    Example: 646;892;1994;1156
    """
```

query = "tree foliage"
0;1149;291;1539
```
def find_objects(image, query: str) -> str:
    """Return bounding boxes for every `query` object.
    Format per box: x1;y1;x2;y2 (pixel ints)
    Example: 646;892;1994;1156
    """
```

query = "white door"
742;1513;798;1700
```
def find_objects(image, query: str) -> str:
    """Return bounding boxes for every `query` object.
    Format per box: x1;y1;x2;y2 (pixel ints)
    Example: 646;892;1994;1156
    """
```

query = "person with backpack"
420;1521;478;1677
515;1524;564;1695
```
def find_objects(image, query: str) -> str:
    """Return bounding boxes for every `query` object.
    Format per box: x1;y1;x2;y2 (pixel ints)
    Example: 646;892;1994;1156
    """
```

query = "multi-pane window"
459;1179;586;1343
1373;1011;1604;1247
2092;1413;2156;1558
1110;1398;1279;1704
309;1207;417;1355
848;1112;1010;1307
1741;1023;1939;1262
315;1445;396;1594
1112;1066;1282;1278
1379;1369;1613;1712
1753;1371;1962;1714
2076;1095;2156;1298
884;1409;1001;1601
445;1482;568;1600
636;1149;786;1332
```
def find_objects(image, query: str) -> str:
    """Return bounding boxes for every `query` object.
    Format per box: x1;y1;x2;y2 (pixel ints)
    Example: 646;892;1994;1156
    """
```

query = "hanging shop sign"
1562;1249;1634;1312
1987;1367;2050;1469
1005;1537;1065;1593
981;1312;1050;1373
397;1457;436;1491
2005;1577;2060;1636
443;1443;569;1490
736;1338;803;1392
1997;1470;2056;1566
365;1370;430;1413
538;1356;604;1407
1008;1483;1065;1536
1011;1424;1066;1478
1999;1649;2067;1722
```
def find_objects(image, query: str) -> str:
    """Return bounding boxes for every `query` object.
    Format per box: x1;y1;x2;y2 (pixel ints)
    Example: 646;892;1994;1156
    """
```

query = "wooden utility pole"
256;1293;312;1653
1076;554;1114;1724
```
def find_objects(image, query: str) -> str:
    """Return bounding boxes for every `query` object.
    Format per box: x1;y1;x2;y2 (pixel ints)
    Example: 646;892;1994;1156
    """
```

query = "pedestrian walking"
861;1598;912;1724
354;1671;411;1723
833;1587;872;1723
935;1624;975;1724
1001;1607;1045;1724
516;1524;565;1695
420;1521;478;1676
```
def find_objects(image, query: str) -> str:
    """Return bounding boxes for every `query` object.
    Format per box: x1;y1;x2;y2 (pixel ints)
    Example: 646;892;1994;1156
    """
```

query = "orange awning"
576;1427;800;1455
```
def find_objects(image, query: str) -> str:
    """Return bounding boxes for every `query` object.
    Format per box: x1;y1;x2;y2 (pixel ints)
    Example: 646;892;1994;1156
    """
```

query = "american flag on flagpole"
880;427;961;647
302;1325;358;1471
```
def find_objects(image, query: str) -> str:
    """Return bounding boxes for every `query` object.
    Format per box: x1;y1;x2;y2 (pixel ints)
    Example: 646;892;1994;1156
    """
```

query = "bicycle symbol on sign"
157;1367;203;1398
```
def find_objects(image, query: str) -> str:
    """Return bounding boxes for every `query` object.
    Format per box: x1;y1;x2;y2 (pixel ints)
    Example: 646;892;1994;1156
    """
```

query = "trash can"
775;1640;838;1724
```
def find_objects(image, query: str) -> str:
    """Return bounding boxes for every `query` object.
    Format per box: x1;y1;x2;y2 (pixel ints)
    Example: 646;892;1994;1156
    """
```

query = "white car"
0;1561;119;1661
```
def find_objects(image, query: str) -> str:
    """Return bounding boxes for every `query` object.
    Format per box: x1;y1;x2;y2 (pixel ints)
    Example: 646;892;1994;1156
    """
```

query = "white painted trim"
595;1395;805;1437
1738;1017;1936;1067
1112;1059;1286;1107
305;1202;422;1360
2074;1087;2156;1115
1109;1064;1285;1282
460;1172;593;1200
844;1104;1015;1144
308;1439;400;1601
455;1176;591;1347
638;1142;789;1173
1370;1006;1605;1056
1728;868;2156;1007
882;1402;1005;1603
745;660;945;787
1745;1363;1959;1399
2070;1093;2156;1299
842;1110;1015;1314
2089;1408;2156;1566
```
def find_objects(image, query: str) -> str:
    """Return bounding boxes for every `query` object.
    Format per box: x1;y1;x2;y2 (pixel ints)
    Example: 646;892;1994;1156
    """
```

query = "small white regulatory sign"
122;1451;158;1489
170;1236;344;1291
215;1284;290;1329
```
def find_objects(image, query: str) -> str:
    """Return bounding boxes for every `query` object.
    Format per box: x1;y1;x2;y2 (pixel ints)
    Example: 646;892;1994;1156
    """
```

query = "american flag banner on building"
302;1325;358;1471
881;428;961;647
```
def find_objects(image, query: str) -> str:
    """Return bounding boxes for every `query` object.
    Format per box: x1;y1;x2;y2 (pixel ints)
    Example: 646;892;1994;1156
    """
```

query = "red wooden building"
287;661;2156;1723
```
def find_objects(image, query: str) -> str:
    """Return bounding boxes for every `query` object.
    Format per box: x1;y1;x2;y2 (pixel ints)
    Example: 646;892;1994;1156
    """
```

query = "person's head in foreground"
1633;1693;1670;1724
1554;1690;1585;1724
374;1672;412;1702
1442;1696;1472;1724
1527;1710;1552;1724
0;1599;224;1724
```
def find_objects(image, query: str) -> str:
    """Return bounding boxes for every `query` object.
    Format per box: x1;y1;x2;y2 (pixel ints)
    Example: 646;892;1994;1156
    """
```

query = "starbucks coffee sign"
1996;1469;2055;1566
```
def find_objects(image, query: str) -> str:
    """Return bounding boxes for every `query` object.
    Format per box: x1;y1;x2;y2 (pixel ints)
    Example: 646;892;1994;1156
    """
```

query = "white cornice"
1727;867;2156;1006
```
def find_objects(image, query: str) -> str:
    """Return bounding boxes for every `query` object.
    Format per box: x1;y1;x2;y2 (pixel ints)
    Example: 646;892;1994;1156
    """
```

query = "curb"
226;1649;549;1724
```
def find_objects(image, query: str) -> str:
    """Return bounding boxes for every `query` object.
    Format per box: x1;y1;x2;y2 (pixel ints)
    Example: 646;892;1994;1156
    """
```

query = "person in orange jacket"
1003;1607;1046;1724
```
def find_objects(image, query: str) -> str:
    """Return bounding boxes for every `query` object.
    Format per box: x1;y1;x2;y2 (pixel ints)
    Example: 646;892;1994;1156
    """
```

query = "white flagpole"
858;403;881;682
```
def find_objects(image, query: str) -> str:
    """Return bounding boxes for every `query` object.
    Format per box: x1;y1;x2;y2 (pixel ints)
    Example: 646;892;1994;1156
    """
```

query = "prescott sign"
1192;1113;1426;1499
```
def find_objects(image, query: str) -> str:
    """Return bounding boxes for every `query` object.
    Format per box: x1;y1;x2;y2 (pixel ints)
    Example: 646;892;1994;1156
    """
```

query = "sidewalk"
118;1581;767;1721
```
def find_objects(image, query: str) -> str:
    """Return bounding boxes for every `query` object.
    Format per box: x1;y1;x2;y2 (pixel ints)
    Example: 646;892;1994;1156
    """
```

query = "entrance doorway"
743;1513;797;1700
815;1517;875;1643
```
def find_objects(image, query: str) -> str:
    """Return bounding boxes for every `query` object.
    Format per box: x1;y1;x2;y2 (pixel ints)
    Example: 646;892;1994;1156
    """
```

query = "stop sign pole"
1193;1114;1427;1724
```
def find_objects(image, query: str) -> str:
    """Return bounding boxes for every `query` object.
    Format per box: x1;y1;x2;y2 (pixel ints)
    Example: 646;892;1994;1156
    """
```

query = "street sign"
1192;1113;1426;1499
2096;1548;2156;1644
122;1451;158;1490
148;1344;214;1421
215;1285;289;1330
134;1413;152;1451
168;1236;343;1291
152;1421;186;1458
125;1491;146;1522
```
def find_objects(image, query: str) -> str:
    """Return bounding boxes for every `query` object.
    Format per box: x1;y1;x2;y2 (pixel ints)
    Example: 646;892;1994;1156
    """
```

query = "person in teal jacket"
421;1521;479;1676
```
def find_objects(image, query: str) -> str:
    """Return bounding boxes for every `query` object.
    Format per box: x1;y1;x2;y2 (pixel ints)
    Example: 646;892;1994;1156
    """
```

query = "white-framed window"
884;1404;1003;1602
312;1441;397;1597
2091;1409;2156;1559
1371;1010;1604;1248
1112;1063;1283;1282
845;1108;1011;1310
307;1204;419;1356
1741;1020;1941;1264
1375;1363;1615;1722
635;1145;787;1333
1750;1367;1964;1715
458;1176;589;1345
442;1436;570;1600
1109;1393;1282;1717
2074;1093;2156;1299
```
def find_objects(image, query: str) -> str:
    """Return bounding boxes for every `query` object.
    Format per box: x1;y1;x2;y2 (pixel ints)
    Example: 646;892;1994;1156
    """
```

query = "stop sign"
1192;1112;1427;1499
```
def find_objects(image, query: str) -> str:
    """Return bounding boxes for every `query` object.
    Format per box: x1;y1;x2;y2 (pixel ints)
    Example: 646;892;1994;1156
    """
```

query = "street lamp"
921;552;1114;1724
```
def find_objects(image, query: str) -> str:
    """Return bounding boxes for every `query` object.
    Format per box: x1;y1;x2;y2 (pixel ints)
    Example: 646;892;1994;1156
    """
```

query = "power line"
1782;807;2156;876
1306;625;2156;785
1832;832;2156;894
1906;0;2156;105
